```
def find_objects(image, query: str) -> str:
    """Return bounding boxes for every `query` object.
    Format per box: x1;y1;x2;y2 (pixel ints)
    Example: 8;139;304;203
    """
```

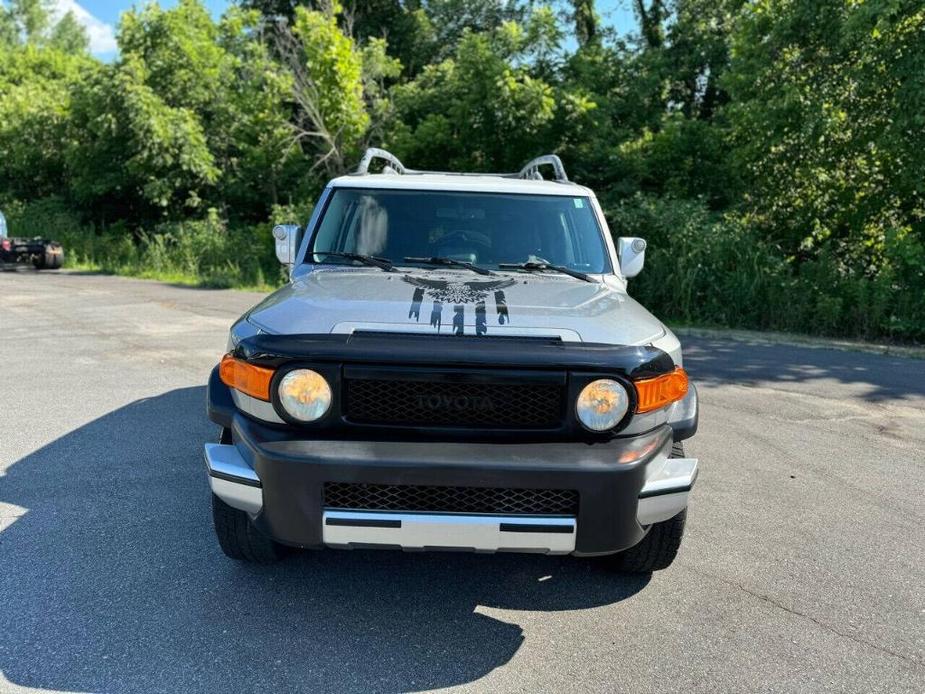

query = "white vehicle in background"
203;149;699;572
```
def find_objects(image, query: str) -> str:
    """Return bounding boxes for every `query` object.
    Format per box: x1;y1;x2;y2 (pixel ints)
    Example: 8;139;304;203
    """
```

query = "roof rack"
516;155;569;182
355;147;407;176
354;148;570;183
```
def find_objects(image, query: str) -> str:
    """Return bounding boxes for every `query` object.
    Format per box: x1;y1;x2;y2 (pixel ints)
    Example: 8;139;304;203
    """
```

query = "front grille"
344;377;564;429
324;482;579;516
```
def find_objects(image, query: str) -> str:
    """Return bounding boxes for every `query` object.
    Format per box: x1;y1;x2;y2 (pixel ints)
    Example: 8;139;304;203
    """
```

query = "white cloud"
49;0;118;55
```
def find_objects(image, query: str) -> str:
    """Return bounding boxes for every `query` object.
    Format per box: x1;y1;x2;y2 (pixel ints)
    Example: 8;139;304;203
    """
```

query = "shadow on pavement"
682;336;925;403
0;387;646;693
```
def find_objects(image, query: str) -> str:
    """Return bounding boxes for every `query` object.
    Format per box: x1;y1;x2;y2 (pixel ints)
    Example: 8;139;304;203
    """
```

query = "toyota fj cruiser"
205;149;699;572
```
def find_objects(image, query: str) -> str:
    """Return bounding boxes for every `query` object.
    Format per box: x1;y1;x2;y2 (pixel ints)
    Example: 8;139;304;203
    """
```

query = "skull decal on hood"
402;275;516;335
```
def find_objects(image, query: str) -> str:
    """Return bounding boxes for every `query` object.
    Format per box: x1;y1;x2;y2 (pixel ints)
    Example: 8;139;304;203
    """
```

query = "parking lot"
1;271;922;693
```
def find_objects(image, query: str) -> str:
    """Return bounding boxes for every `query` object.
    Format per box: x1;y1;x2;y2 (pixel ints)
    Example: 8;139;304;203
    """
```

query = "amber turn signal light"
633;366;689;413
219;354;274;401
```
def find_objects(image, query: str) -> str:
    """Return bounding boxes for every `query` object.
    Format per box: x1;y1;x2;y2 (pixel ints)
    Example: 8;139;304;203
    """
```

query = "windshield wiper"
403;256;495;276
498;261;594;283
313;251;395;272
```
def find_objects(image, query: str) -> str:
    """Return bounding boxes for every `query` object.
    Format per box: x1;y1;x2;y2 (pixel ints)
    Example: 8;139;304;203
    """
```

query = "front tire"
608;509;687;573
606;441;689;573
211;493;286;564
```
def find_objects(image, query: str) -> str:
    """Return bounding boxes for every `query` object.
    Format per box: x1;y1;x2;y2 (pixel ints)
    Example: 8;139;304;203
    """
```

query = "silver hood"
246;268;666;345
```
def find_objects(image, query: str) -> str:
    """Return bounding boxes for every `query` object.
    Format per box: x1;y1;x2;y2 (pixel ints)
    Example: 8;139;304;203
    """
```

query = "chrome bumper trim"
322;510;577;554
667;383;698;425
204;443;263;515
637;456;698;526
231;389;285;424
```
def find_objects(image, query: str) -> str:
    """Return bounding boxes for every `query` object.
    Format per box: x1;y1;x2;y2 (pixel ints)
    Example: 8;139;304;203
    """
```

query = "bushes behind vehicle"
607;195;925;344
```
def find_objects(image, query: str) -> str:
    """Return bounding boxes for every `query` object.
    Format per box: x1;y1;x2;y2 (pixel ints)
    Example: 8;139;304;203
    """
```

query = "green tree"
275;1;369;175
219;8;308;210
0;5;18;47
242;0;523;78
66;57;219;221
386;21;557;171
0;45;92;199
633;0;666;49
554;0;741;204
111;0;303;218
570;0;598;47
48;11;88;54
10;0;51;43
724;0;925;261
1;0;89;50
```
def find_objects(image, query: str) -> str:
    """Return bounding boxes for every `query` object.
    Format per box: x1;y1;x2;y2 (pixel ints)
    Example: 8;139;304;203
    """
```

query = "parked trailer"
0;210;64;270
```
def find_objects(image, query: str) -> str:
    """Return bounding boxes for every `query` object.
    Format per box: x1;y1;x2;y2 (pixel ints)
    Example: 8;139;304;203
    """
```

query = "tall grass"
607;195;925;343
5;198;284;290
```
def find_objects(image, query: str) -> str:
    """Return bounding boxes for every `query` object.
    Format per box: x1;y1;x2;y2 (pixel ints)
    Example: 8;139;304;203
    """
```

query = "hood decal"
247;268;666;345
403;275;516;335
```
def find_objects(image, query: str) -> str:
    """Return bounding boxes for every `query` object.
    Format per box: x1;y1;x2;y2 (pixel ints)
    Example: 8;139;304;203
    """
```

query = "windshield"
0;211;6;239
308;189;611;274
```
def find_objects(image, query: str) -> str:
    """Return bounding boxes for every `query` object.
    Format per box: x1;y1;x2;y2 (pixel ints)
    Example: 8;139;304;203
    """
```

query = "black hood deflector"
234;332;675;380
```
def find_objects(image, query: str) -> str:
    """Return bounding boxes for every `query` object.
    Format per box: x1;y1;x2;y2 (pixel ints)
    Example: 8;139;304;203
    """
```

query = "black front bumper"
211;372;672;555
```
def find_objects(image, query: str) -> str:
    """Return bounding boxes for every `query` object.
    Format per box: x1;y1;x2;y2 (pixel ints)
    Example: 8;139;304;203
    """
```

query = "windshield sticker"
573;198;584;208
403;275;516;335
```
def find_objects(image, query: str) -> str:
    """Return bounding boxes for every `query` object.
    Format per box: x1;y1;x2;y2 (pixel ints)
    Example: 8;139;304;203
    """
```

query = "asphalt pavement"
0;270;922;693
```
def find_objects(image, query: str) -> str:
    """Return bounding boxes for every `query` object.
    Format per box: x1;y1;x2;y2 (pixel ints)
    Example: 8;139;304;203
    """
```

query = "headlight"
278;369;332;422
576;379;629;431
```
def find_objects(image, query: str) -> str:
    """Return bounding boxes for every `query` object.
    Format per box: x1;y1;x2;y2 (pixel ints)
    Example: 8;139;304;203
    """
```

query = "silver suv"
204;150;699;572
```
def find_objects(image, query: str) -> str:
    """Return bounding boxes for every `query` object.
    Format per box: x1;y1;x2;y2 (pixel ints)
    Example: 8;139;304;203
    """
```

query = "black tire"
45;243;63;269
606;441;688;573
609;509;687;573
33;243;63;270
211;493;287;564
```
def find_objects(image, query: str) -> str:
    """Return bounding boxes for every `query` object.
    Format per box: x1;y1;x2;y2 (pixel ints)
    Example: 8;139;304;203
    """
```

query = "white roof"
330;173;594;198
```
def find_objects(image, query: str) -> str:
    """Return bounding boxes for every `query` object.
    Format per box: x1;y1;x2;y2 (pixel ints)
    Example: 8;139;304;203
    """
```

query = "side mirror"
273;224;302;268
617;237;646;278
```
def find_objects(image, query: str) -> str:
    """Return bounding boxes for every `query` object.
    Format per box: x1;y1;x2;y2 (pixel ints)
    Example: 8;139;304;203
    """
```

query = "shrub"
605;195;925;343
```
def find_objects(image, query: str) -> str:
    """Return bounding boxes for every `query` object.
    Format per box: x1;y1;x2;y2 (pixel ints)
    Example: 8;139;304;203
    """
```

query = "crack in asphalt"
683;564;924;671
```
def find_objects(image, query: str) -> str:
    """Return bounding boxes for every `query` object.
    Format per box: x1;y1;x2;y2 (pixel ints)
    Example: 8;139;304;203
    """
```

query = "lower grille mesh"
323;482;578;516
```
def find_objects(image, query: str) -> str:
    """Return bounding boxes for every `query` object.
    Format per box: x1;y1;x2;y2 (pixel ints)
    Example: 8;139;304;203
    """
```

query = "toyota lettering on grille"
414;393;496;412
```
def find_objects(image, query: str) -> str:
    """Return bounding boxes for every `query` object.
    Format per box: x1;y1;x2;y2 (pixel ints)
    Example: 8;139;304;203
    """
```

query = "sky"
66;0;637;60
